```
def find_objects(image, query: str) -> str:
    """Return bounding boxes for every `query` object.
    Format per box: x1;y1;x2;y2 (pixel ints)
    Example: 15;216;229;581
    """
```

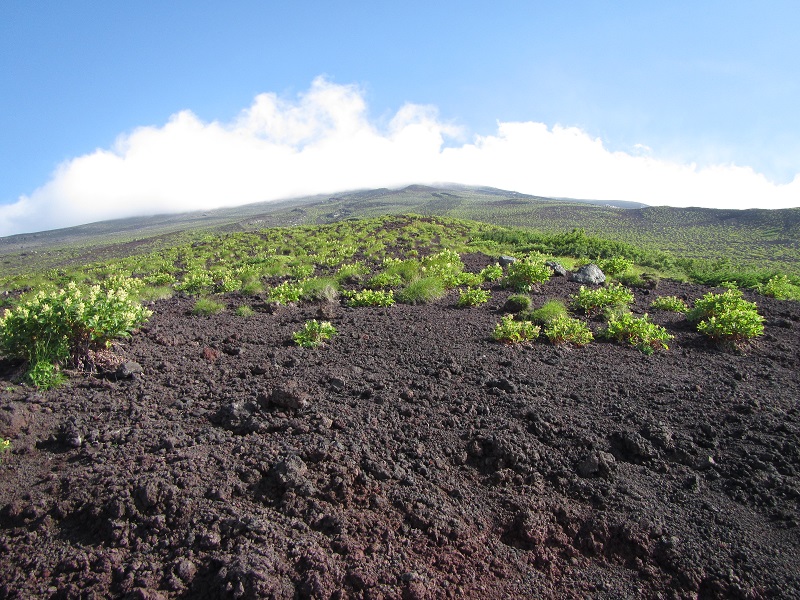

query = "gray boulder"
569;264;606;285
498;255;517;267
546;261;568;277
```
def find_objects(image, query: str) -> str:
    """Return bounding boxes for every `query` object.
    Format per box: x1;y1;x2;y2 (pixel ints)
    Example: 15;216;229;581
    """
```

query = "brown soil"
1;258;799;599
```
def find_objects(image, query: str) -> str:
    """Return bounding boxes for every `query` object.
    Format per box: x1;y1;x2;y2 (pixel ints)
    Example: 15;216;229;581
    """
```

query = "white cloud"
2;76;799;236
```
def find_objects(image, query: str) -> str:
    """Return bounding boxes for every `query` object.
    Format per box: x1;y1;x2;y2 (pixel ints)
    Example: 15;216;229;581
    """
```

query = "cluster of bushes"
494;282;659;351
1;211;789;391
0;278;152;388
494;277;767;354
687;289;764;343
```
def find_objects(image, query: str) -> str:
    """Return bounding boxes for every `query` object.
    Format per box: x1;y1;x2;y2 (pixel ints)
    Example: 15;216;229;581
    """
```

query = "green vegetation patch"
649;295;689;313
344;289;396;307
235;305;255;317
267;282;304;305
543;314;593;347
503;252;552;292
571;283;635;315
596;256;633;277
397;277;446;305
602;313;672;355
293;320;337;348
525;299;569;324
493;315;541;344
757;275;800;301
192;297;226;315
457;288;490;308
479;264;504;282
689;289;764;344
0;278;152;388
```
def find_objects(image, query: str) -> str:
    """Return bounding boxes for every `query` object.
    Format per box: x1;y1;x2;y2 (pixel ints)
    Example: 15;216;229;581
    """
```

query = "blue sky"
1;1;799;235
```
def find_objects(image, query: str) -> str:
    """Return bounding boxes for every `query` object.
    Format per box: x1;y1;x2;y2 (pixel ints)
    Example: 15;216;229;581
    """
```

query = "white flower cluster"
0;277;152;361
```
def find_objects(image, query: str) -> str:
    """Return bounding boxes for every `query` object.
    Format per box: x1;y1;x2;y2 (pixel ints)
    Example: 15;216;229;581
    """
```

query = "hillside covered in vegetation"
2;185;799;281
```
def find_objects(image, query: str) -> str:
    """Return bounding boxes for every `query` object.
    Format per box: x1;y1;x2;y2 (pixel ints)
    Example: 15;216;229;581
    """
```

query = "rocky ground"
1;256;799;599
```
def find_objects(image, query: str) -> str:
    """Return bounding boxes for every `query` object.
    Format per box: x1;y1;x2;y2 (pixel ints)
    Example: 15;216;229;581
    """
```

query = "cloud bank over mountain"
2;77;798;236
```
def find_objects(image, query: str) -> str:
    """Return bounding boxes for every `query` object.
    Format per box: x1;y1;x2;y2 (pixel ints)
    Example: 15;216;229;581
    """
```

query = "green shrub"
504;294;532;313
381;257;421;283
493;314;541;344
697;310;765;343
615;272;646;288
597;256;633;277
397;277;446;305
689;289;764;343
290;264;315;280
503;253;551;292
235;305;255;317
138;286;174;302
543;314;594;346
344;289;396;307
143;272;176;286
602;313;672;355
479;264;504;282
293;320;337;348
757;274;800;301
301;278;339;303
688;289;758;324
457;288;490;307
192;297;225;315
650;295;688;313
176;269;214;295
240;280;264;296
526;299;569;324
571;283;635;315
455;272;484;287
602;303;632;322
267;281;304;305
421;250;464;287
26;355;68;390
336;262;370;284
0;437;10;460
367;272;403;289
0;279;152;386
215;278;241;294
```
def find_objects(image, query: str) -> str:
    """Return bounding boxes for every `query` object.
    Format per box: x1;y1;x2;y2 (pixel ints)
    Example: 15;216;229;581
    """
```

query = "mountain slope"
1;185;799;277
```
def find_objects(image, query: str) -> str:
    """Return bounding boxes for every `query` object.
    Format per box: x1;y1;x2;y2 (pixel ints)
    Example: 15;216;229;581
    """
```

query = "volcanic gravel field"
1;255;799;599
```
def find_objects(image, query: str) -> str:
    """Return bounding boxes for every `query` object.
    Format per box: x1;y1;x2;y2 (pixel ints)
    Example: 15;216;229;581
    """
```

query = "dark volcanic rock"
546;260;568;277
269;380;311;410
1;278;799;599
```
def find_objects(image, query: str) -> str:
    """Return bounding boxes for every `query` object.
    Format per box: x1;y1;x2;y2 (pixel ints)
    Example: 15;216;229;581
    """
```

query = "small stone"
546;261;568;277
115;361;143;379
499;255;517;267
221;345;242;356
270;380;310;410
202;347;220;362
696;455;717;471
577;451;615;477
174;558;196;582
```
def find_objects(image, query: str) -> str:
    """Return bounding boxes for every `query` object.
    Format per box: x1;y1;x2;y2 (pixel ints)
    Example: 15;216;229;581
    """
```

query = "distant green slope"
1;184;798;277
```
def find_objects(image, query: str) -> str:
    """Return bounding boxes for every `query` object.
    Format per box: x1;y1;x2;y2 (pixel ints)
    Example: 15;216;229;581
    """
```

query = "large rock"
569;264;606;285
